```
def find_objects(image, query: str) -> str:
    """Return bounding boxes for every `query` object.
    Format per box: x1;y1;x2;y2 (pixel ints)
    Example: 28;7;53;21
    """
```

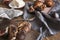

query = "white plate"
9;1;25;8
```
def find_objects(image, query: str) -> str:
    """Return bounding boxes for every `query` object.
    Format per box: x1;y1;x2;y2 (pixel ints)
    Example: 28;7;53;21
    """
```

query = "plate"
9;0;25;8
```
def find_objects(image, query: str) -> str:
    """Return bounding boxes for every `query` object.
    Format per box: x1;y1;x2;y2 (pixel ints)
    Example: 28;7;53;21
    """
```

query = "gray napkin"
0;7;23;19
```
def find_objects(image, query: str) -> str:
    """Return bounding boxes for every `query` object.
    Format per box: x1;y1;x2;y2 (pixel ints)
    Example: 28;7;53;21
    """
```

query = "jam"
0;29;6;36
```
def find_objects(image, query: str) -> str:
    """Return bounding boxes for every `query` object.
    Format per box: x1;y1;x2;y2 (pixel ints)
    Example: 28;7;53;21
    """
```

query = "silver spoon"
35;11;54;35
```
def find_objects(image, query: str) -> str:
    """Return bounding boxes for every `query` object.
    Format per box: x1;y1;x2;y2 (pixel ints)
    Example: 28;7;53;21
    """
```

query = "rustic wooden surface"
0;0;60;40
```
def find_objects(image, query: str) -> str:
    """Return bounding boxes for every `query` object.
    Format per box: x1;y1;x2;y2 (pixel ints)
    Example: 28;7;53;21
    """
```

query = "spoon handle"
35;11;54;34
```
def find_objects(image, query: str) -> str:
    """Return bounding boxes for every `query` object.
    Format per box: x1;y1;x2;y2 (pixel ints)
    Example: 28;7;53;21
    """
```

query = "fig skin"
45;0;54;7
39;4;46;10
33;1;43;9
16;21;31;40
29;1;46;12
18;21;31;33
3;0;12;5
16;30;26;40
8;24;18;40
29;6;35;12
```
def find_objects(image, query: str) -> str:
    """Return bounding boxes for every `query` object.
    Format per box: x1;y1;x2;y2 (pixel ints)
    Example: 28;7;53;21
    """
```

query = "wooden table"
0;1;60;40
